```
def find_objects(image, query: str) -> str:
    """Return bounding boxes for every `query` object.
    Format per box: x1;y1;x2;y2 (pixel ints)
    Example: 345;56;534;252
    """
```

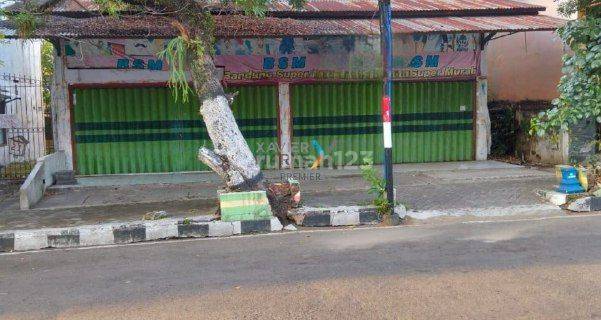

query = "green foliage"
531;1;601;136
158;37;195;102
234;0;270;16
231;0;305;15
0;7;6;51
0;0;43;38
360;158;393;216
557;0;601;17
41;40;54;109
9;11;38;37
94;0;127;16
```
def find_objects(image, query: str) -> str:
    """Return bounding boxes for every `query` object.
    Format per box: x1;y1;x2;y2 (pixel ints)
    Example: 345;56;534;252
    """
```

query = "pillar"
476;47;492;161
278;82;292;169
50;48;73;170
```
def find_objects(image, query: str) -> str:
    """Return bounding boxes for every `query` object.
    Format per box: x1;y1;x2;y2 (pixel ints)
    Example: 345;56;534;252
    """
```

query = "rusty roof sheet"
3;13;563;38
4;15;326;38
266;0;544;13
34;0;545;16
323;15;565;34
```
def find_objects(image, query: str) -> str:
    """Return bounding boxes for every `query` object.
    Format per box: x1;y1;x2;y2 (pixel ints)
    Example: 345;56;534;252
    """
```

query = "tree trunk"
189;54;302;223
191;54;263;191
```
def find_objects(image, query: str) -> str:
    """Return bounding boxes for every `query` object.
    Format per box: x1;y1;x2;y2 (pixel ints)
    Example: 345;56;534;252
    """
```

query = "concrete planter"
219;190;273;222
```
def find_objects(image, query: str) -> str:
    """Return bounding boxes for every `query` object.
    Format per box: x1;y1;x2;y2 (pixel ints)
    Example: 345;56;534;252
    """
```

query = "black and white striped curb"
0;216;283;253
288;205;406;227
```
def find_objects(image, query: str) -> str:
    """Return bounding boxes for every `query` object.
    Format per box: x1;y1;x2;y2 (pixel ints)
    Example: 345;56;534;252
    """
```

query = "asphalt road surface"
2;214;601;319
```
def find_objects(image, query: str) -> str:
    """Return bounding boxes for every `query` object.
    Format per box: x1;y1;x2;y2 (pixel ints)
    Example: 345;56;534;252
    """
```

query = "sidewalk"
0;161;558;231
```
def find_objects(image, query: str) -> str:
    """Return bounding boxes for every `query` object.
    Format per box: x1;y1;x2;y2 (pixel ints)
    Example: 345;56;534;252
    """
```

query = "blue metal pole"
379;0;399;225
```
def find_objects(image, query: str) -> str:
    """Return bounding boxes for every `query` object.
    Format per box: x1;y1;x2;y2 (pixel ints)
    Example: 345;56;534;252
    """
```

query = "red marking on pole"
381;96;391;122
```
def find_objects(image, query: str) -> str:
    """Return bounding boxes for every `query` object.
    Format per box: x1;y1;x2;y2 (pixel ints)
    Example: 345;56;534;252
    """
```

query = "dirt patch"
0;180;20;201
0;180;21;215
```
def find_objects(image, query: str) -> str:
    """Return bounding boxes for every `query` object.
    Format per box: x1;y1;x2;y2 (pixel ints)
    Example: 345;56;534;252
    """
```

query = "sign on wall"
64;39;169;71
63;34;480;83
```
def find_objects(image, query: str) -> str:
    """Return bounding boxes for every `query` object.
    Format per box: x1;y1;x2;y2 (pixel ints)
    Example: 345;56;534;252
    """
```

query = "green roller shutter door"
393;81;474;162
73;87;209;175
290;81;474;166
291;82;383;167
73;85;277;175
226;85;279;170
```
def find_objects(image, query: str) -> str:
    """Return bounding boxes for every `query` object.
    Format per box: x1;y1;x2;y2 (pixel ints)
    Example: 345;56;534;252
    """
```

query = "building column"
50;48;73;170
278;82;292;169
476;47;491;161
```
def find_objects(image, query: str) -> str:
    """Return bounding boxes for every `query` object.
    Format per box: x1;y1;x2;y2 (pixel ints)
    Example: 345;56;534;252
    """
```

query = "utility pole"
379;0;399;225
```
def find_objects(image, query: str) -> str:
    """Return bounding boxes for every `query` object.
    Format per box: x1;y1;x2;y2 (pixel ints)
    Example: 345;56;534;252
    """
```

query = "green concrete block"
220;190;272;222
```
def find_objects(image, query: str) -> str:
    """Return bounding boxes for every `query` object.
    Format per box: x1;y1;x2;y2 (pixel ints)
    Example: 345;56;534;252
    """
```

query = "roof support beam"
480;32;497;50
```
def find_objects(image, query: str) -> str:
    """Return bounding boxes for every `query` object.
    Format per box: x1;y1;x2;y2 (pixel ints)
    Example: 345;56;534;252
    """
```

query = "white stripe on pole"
383;122;392;148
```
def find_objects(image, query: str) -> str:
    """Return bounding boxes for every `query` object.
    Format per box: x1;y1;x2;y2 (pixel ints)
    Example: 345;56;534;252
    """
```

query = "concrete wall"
568;118;596;164
0;39;42;79
486;0;566;101
515;109;569;165
490;101;569;165
486;1;570;164
19;151;68;210
0;39;46;166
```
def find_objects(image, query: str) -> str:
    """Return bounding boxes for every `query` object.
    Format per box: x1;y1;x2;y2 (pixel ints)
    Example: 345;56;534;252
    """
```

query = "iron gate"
0;73;47;180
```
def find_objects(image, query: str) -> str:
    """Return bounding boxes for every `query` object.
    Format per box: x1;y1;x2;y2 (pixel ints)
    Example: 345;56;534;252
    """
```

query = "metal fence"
0;73;48;180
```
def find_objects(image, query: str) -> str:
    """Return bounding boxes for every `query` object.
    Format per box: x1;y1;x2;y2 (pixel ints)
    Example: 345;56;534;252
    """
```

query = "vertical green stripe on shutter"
227;85;279;170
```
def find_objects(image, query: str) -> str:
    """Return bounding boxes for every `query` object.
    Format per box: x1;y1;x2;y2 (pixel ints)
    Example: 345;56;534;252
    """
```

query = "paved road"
3;213;601;319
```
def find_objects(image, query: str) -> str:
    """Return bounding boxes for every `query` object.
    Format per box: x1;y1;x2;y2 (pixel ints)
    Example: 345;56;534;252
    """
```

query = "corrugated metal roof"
323;15;565;34
37;0;544;17
266;0;543;12
3;15;323;38
3;13;563;38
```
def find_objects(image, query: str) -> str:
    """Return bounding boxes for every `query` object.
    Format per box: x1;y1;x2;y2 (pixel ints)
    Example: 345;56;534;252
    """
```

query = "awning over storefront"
318;15;565;35
2;13;564;39
3;0;566;38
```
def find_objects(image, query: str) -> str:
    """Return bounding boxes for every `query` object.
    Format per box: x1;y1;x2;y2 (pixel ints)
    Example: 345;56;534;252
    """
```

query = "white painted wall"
0;39;42;79
0;39;46;167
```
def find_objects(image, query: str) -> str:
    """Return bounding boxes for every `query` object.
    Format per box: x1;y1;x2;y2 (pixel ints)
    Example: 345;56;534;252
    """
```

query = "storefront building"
39;0;563;175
